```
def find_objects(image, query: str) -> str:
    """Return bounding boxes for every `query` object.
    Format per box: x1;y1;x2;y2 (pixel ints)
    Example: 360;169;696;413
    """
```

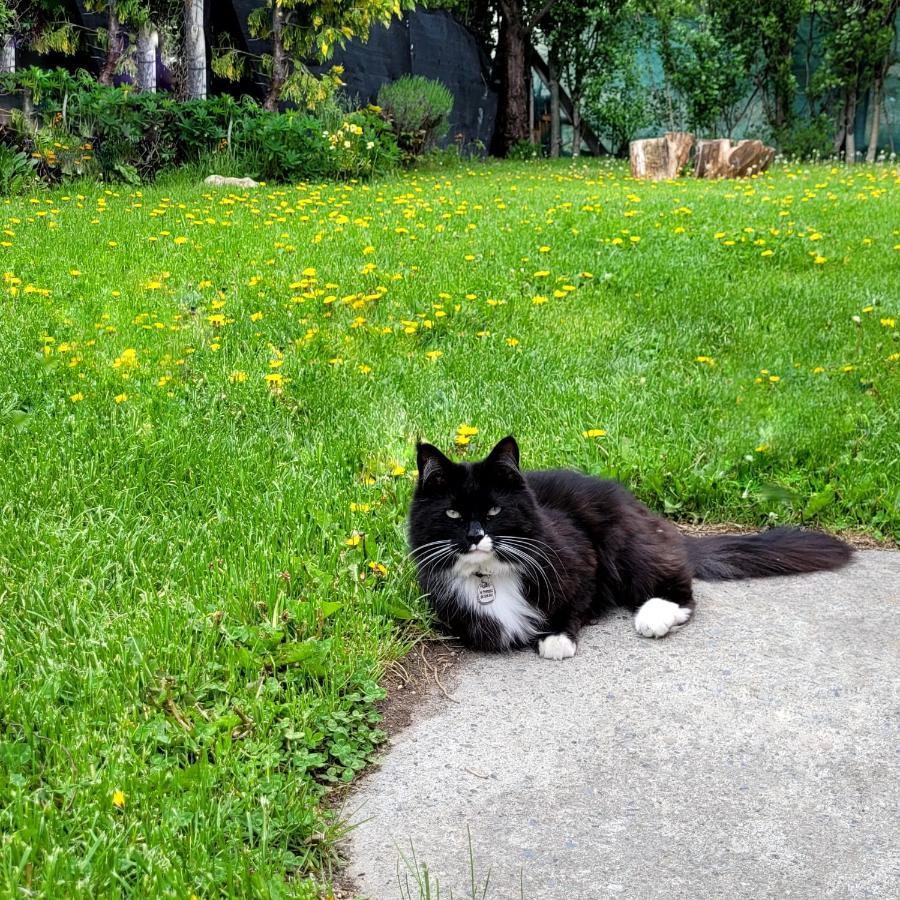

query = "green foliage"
247;0;414;108
773;114;834;160
0;143;37;195
0;68;401;184
657;9;752;135
377;75;454;159
506;138;541;160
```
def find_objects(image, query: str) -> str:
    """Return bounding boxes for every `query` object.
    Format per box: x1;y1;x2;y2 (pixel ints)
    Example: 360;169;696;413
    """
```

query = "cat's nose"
466;521;485;543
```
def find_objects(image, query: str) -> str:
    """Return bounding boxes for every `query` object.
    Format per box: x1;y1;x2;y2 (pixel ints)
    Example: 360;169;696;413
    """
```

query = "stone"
204;175;259;188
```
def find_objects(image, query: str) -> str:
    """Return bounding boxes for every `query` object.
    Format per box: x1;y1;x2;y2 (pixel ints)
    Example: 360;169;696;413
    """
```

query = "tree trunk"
571;97;581;158
548;52;560;158
866;68;886;163
493;0;530;156
136;25;157;93
263;3;287;111
184;0;207;100
98;4;124;86
845;91;857;164
1;35;14;74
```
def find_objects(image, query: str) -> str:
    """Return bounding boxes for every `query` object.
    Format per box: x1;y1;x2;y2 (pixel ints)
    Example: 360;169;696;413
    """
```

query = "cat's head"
407;436;539;577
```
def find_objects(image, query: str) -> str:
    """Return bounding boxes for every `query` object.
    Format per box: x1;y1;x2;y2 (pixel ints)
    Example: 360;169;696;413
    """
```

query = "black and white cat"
408;436;853;659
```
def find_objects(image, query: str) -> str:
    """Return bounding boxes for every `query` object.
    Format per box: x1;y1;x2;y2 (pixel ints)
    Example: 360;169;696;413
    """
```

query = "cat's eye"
487;506;501;517
445;509;461;519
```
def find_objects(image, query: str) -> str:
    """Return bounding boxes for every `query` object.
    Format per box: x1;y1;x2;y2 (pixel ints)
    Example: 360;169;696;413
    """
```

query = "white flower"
366;141;374;150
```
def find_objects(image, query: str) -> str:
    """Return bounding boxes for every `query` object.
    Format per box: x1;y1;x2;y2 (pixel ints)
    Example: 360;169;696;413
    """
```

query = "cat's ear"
485;435;520;472
416;441;452;490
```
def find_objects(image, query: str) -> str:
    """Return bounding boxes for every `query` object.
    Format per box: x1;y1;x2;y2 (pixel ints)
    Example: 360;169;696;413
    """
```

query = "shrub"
376;75;453;159
0;144;38;196
773;115;834;160
506;139;540;161
0;68;401;186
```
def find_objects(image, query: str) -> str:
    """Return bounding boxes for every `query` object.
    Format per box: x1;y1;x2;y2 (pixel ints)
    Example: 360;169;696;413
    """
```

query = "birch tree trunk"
136;25;157;93
263;3;287;111
866;67;886;163
1;35;14;74
548;53;560;159
184;0;207;100
571;95;581;158
845;92;856;163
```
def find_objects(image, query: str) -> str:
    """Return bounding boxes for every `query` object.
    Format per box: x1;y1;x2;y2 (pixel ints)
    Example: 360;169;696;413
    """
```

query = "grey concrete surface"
344;552;900;899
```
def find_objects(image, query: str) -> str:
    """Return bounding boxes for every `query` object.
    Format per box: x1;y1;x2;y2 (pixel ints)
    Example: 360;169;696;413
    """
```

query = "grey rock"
203;175;259;188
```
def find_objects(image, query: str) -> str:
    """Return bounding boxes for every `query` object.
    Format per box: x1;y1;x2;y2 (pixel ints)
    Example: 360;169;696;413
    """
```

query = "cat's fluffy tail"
686;527;853;580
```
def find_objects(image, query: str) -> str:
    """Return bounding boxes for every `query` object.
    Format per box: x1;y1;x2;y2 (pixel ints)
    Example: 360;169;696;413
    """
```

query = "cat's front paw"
634;597;692;638
538;634;577;660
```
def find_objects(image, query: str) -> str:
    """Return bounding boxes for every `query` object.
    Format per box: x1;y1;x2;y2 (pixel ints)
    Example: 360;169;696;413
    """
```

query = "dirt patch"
376;637;467;735
674;521;896;550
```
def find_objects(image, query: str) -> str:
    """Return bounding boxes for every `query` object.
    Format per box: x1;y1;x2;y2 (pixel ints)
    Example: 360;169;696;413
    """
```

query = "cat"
407;436;853;659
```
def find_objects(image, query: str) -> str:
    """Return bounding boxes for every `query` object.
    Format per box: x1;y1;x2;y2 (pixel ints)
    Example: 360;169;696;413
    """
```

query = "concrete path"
344;551;900;899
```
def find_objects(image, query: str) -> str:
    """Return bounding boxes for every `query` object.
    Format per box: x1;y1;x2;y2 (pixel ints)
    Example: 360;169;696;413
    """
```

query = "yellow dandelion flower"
345;533;362;547
582;429;607;438
250;311;263;322
425;350;443;360
229;370;247;383
114;393;128;404
70;392;85;403
112;790;125;808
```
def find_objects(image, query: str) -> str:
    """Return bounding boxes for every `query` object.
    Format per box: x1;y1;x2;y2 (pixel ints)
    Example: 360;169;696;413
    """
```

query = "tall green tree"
540;0;632;156
813;0;899;161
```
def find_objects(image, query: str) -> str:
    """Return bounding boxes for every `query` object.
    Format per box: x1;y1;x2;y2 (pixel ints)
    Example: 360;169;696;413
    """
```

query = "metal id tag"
476;579;495;605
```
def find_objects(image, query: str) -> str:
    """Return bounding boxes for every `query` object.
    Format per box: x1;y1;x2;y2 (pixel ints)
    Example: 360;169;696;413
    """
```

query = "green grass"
0;160;898;896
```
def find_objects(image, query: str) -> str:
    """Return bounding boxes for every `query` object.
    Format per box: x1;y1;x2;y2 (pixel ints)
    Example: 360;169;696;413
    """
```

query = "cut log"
666;131;694;175
727;139;775;177
694;139;732;178
695;138;776;178
629;131;694;180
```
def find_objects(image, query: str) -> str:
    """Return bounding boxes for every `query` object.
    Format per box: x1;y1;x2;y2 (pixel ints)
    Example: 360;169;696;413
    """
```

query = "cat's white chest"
447;569;543;646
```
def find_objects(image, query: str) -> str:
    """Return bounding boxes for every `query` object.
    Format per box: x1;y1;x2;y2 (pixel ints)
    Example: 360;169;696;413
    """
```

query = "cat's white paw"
538;634;577;660
634;598;692;638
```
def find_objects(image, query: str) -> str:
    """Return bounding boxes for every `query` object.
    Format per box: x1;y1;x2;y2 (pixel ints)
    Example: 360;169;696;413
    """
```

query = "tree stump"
629;131;694;180
695;138;776;178
694;139;733;178
727;139;776;177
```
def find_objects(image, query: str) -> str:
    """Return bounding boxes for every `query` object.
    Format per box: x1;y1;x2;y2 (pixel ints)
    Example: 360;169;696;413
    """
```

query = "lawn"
0;159;898;896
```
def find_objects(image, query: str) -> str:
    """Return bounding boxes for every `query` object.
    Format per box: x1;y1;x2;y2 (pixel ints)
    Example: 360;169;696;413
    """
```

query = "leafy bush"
0;68;401;186
376;75;453;158
506;139;540;161
0;144;37;196
773;115;834;160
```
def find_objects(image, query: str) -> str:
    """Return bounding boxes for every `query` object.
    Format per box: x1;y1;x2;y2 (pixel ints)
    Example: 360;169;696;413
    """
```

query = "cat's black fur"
407;436;853;654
